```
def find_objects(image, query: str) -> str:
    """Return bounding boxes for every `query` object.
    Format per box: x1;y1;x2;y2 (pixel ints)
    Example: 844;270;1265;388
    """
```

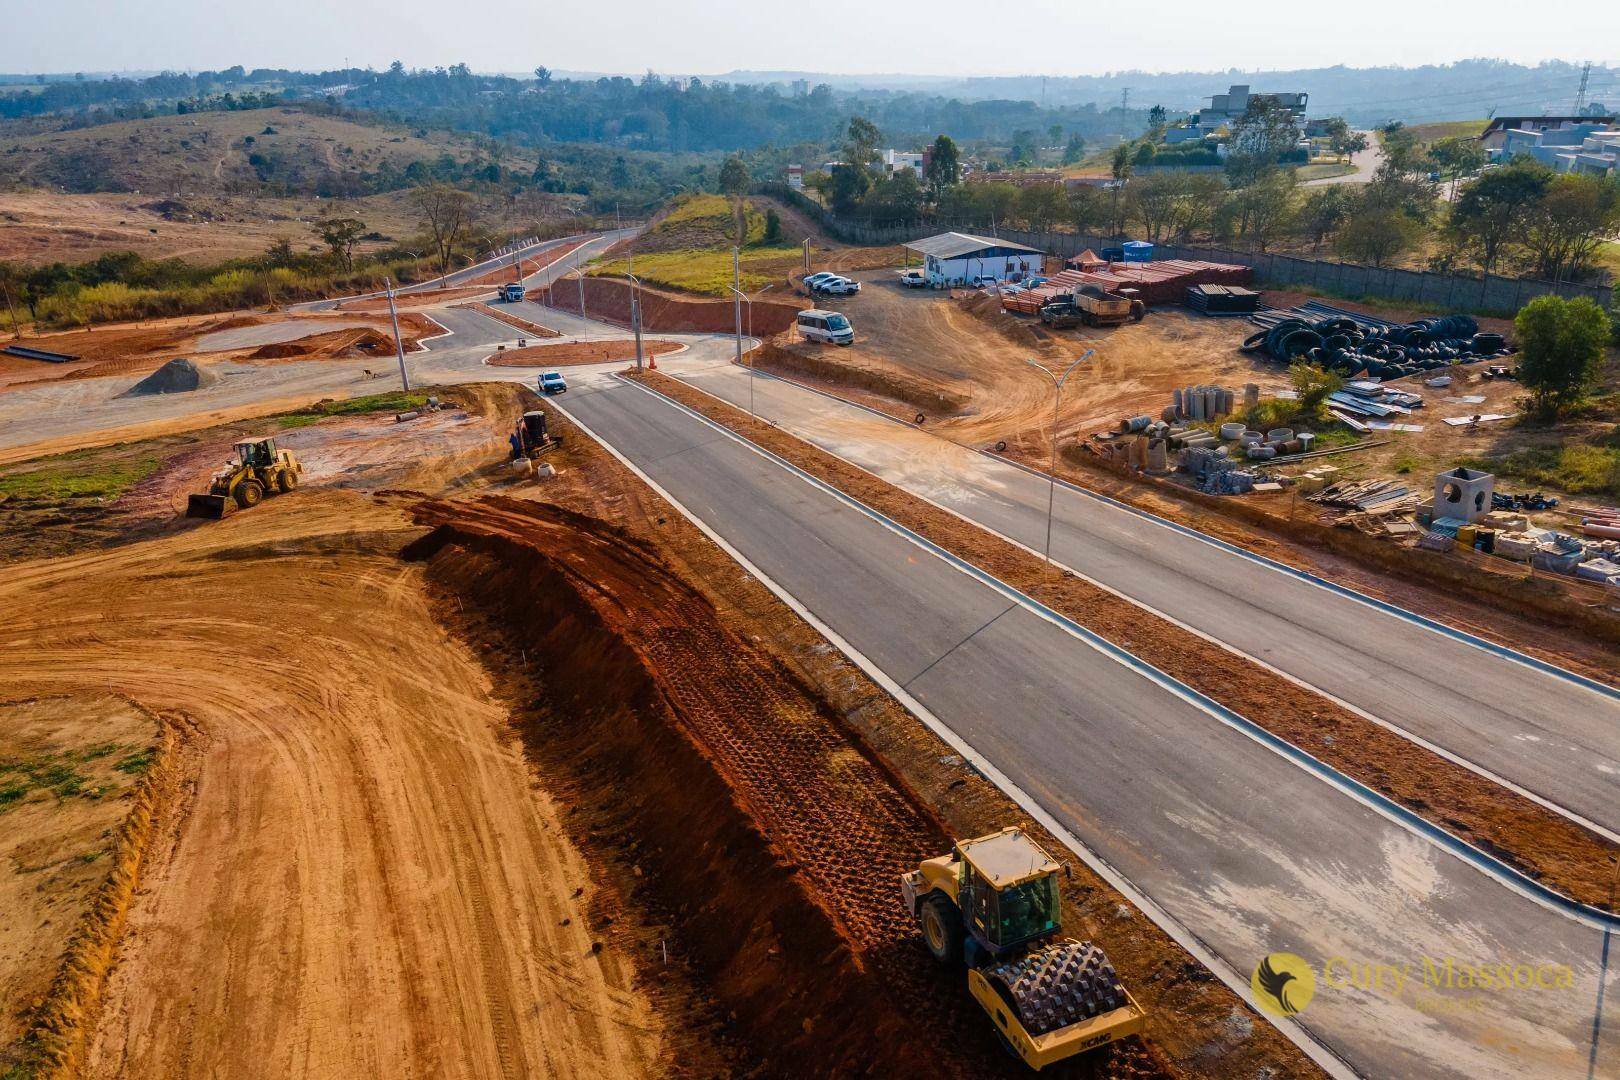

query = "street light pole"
1024;350;1094;562
626;272;645;372
384;277;411;393
732;247;744;372
727;285;755;416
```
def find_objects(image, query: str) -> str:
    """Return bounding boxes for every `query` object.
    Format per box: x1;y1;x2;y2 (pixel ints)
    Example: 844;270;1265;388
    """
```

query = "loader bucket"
186;493;232;519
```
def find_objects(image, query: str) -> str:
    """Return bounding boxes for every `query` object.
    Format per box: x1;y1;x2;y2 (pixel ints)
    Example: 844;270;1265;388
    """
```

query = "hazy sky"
11;0;1620;76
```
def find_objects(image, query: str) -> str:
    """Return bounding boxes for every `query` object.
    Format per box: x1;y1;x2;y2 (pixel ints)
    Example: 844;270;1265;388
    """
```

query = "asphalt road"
675;361;1620;841
1302;133;1383;186
556;371;1617;1080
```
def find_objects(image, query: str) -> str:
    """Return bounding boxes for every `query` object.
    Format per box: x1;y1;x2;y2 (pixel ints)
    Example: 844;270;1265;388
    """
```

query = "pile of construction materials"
1326;379;1426;432
1185;284;1261;315
1000;255;1252;314
1245;301;1512;378
1169;384;1244;421
1308;478;1417;515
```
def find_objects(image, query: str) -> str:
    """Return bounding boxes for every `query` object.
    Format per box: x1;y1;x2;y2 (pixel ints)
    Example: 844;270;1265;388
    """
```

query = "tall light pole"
732;247;744;371
626;272;645;372
801;238;811;279
727;285;755;416
1024;350;1093;562
574;244;587;319
384;278;411;392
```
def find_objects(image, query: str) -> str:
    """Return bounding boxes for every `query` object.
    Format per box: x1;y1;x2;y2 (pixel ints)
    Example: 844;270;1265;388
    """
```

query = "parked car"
796;308;854;346
969;274;1001;289
898;269;927;288
817;276;861;296
802;272;839;291
538;371;568;395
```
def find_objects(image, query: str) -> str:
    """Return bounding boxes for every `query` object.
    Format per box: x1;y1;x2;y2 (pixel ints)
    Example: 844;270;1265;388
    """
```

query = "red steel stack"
998;260;1253;313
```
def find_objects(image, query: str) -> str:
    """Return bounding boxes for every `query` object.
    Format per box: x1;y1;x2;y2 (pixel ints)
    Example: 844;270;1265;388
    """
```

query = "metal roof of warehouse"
902;231;1044;259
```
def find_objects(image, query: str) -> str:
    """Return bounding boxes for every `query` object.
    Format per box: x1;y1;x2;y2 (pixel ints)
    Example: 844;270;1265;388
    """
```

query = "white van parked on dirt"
796;309;854;346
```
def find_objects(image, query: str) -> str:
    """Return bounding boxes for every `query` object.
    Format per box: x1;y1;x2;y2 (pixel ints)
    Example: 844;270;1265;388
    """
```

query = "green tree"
265;236;296;268
925;134;960;196
1223;169;1297;252
1295;186;1355;249
1521;174;1620;282
1130;172;1222;243
411;183;475;280
1062;133;1087;165
1335;203;1420;266
1376;122;1425;177
843;116;882;176
1290;362;1343;417
762;207;782;244
1427;136;1486;201
314;216;366;271
1147;105;1167;129
1110;143;1133;182
718;155;750;196
1009;129;1038;166
1450;158;1553;289
533;66;552;87
1017;183;1069;232
1514;294;1612;417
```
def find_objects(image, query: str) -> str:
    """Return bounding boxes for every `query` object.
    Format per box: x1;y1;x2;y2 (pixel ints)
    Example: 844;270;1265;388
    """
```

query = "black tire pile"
1242;314;1512;379
985;940;1126;1035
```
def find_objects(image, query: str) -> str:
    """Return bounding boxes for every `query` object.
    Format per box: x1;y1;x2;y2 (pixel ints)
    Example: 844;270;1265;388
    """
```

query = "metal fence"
761;184;1614;314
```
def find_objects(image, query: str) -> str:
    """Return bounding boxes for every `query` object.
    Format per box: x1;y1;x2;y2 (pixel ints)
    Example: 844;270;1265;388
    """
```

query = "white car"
817;276;861;296
802;272;839;291
969;274;1001;289
898;269;927;288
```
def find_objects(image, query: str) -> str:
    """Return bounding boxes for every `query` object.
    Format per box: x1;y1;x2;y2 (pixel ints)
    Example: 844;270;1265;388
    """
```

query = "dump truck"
186;438;302;518
1062;284;1146;328
902;827;1146;1070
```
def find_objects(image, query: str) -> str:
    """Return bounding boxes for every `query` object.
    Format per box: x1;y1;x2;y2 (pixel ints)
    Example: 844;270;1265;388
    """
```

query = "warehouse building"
904;232;1046;287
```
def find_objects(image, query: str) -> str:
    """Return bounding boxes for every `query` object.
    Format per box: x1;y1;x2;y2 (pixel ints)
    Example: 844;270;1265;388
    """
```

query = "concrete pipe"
1221;388;1235;415
1241;431;1264;447
1219;422;1246;441
1172;387;1183;414
1247;445;1277;460
1244;383;1260;408
1297;432;1315;451
1266;428;1294;443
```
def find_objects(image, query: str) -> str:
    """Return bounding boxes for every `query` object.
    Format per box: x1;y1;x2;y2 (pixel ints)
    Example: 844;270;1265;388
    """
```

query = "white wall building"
903;232;1045;287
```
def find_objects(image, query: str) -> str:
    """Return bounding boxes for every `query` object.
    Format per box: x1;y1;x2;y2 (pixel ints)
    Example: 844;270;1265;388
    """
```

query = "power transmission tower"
1120;87;1131;111
1575;61;1593;112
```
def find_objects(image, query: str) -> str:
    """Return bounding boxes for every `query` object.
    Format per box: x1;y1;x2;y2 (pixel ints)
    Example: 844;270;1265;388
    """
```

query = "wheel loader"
186;438;303;519
901;827;1146;1070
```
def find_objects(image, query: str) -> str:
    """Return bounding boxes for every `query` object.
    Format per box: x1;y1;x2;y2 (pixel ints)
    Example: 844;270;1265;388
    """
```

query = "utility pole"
575;245;586;318
728;286;754;415
802;238;811;278
626;273;645;372
1024;351;1093;562
732;247;744;372
384;278;411;392
1;284;21;340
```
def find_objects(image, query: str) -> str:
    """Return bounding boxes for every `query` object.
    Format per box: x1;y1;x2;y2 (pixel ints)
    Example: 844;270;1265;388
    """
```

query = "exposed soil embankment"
541;276;804;335
404;496;1166;1077
751;339;968;417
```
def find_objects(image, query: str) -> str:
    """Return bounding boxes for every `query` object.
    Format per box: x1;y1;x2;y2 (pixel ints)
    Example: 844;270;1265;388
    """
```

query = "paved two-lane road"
556;372;1617;1080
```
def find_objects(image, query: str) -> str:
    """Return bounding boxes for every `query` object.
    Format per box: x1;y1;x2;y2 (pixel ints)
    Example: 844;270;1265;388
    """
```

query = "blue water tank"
1121;241;1155;263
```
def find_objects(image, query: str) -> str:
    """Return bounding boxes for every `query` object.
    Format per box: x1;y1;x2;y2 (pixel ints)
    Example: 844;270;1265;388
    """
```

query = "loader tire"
235;480;265;509
277;470;298;493
919;893;963;965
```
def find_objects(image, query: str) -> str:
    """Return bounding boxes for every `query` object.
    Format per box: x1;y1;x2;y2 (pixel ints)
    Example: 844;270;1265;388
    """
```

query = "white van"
796;309;854;346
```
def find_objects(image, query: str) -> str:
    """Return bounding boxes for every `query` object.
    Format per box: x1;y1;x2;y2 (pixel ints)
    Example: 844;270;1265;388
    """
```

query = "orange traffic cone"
648;355;658;370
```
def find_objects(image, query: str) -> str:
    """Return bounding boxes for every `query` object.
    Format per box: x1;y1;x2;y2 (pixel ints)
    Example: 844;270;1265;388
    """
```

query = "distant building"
791;78;809;97
1493;124;1620;175
1482;113;1618;152
1164;125;1207;145
903;232;1045;287
881;149;924;178
1196;84;1309;132
785;165;804;190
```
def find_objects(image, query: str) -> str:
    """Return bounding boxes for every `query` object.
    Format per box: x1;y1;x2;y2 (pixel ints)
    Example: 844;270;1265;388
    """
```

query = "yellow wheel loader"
186;438;303;519
901;827;1146;1070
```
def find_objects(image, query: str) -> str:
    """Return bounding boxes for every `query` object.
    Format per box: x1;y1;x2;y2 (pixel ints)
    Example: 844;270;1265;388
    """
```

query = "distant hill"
714;60;1620;126
0;107;518;198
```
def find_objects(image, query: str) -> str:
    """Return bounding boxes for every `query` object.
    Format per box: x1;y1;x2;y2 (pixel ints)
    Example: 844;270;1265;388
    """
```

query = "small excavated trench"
402;495;1170;1078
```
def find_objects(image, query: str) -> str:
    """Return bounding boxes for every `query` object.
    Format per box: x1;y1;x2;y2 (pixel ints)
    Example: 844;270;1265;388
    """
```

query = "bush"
1514;294;1611;417
1472;444;1620;498
1290;362;1343;417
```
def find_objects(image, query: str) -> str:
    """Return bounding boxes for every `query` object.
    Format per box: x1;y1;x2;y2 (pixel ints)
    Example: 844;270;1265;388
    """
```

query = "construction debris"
1309;479;1415;514
1245;302;1512;377
2;344;79;363
1000;259;1252;313
1441;413;1515;426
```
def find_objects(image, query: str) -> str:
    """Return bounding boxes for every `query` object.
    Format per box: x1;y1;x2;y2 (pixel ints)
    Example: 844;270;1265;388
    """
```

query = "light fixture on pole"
1024;350;1093;562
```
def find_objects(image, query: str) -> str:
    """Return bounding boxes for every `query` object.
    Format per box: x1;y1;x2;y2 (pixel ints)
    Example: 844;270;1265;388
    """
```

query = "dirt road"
0;492;668;1079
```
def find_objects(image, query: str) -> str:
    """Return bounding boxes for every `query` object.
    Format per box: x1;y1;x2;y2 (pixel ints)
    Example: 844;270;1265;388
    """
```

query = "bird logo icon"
1252;952;1316;1016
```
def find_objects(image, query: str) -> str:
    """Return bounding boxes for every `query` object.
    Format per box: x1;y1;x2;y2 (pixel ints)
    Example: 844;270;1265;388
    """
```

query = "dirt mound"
404;496;1037;1077
753;339;968;416
485;339;684;367
247;327;402;360
124;357;215;395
